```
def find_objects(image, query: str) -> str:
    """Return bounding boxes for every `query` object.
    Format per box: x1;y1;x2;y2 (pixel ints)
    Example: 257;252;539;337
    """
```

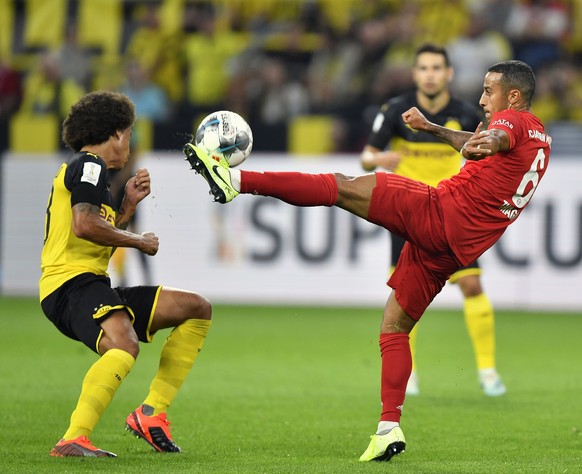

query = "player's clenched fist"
139;231;159;255
401;107;430;132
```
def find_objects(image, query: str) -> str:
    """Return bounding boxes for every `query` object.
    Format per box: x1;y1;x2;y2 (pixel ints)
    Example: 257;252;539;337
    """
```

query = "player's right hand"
401;107;429;131
375;151;401;171
139;231;159;255
461;122;491;160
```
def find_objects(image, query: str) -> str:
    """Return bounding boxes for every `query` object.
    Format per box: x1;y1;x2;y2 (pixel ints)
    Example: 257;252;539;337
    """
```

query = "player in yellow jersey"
40;91;213;457
361;44;506;397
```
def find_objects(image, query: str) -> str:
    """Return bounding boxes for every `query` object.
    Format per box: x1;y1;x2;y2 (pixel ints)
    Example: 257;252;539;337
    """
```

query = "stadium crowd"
0;0;580;153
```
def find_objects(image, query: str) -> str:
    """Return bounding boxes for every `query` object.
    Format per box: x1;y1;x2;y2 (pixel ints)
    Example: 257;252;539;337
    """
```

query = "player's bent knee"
98;310;140;357
191;294;212;321
458;277;483;298
99;335;140;359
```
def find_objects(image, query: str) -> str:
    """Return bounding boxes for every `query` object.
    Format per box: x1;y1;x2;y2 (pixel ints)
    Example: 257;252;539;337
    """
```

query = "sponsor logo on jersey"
491;118;514;129
99;204;116;225
396;141;458;159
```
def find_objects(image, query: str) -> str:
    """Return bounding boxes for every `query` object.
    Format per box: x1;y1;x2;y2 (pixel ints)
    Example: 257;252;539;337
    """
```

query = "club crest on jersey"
444;119;462;131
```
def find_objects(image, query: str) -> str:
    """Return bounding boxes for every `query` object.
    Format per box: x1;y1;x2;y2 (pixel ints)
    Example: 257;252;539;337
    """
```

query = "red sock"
240;171;338;207
379;333;412;422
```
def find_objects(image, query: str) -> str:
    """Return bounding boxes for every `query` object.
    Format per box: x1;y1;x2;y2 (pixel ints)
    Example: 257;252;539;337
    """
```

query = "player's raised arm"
116;168;151;230
71;201;159;255
402;106;474;152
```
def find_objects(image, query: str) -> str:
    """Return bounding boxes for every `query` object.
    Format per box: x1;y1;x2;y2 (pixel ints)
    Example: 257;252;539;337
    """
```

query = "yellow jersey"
39;152;116;301
367;91;483;187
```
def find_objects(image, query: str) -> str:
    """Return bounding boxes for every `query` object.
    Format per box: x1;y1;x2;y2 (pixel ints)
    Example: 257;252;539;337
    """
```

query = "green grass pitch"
0;296;580;473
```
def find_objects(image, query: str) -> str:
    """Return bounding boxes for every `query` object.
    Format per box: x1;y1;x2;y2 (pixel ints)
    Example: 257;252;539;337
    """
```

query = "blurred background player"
360;43;506;397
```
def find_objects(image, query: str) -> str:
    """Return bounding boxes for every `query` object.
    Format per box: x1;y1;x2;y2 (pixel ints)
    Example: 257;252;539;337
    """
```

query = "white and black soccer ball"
195;110;253;167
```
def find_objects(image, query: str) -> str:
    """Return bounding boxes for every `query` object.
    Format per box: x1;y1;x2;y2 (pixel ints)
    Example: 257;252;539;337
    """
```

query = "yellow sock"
408;324;419;372
464;293;496;370
63;349;135;440
144;319;211;415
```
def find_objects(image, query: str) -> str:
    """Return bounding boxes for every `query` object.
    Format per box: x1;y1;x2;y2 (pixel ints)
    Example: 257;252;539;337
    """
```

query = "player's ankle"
230;169;241;191
377;421;399;435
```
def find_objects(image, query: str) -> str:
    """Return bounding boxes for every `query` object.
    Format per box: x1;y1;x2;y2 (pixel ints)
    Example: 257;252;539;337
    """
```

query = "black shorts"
41;272;161;354
389;233;480;282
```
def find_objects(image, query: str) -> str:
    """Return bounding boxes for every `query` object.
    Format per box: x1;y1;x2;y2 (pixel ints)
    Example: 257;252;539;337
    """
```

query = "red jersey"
436;109;550;266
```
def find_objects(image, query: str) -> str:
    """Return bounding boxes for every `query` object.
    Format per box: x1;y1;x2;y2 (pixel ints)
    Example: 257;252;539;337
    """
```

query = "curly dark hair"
62;91;136;152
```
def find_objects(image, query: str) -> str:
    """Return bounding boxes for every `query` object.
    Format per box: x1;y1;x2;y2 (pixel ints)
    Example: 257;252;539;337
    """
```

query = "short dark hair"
62;91;136;152
488;60;536;106
414;43;450;67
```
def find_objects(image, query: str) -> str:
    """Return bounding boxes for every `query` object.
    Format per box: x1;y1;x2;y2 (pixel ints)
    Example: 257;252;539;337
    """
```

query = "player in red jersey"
362;44;505;397
185;60;550;462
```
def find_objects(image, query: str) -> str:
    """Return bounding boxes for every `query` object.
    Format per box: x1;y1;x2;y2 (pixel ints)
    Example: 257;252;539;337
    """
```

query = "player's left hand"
461;123;491;160
125;168;151;205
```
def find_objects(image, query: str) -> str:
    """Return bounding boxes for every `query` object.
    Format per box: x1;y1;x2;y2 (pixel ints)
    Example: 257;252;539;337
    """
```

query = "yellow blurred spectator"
416;0;468;46
19;51;84;119
125;2;185;102
183;5;249;109
531;66;565;124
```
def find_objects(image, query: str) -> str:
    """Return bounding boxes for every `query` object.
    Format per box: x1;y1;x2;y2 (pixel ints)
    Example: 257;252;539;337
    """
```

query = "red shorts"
367;172;461;320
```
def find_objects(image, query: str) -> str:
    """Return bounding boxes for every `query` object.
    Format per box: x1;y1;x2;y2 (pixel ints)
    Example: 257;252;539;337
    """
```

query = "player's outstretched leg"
183;143;239;203
359;426;406;462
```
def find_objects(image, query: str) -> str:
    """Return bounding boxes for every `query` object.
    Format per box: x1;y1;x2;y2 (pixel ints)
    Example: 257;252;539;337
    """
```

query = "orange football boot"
126;405;181;453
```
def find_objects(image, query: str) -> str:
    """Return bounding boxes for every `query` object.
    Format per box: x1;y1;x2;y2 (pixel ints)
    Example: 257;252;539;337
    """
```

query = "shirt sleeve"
488;110;519;150
367;102;398;150
65;155;108;207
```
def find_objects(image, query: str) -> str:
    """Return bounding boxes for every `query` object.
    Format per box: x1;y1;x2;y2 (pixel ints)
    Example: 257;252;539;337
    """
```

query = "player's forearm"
72;204;143;250
423;122;474;152
115;200;137;230
79;218;144;249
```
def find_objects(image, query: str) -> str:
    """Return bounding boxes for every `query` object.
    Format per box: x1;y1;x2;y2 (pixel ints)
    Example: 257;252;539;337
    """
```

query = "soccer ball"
195;110;253;167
